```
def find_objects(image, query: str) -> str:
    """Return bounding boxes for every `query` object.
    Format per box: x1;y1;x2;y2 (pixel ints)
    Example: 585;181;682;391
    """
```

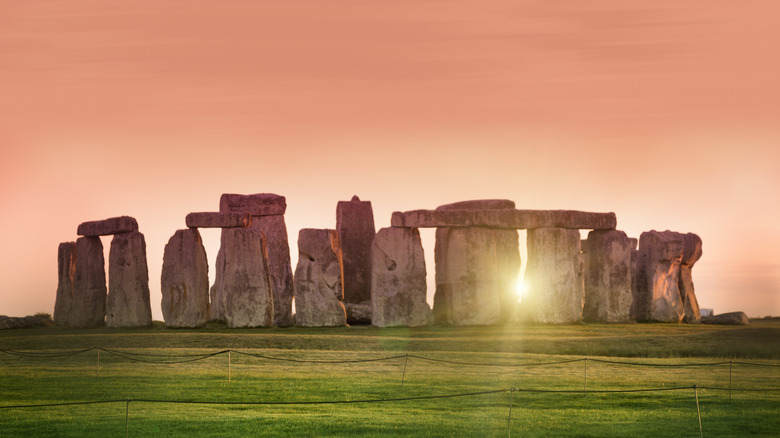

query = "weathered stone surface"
107;231;152;327
345;301;372;325
680;233;703;323
583;230;632;322
161;229;210;328
186;212;252;229
221;228;274;328
391;209;616;230
77;216;138;236
631;230;685;323
220;193;286;216
0;315;52;330
54;242;76;326
212;193;294;326
71;236;107;327
702;312;749;325
371;227;432;327
433;200;520;325
522;227;583;323
337;196;376;317
435;227;501;325
293;229;347;327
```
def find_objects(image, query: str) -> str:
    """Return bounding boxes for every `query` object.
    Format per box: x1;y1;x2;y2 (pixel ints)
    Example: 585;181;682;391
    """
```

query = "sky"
1;0;779;320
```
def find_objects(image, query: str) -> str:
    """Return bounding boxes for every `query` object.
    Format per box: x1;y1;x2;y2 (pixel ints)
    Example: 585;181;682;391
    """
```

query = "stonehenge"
161;229;210;327
337;196;376;324
54;196;710;329
371;227;432;327
293;229;347;327
55;216;152;328
107;231;152;327
212;194;294;327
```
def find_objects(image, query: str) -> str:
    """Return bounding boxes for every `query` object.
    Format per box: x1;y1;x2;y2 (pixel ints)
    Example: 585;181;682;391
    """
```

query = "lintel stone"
186;212;252;229
220;193;286;216
391;209;616;230
77;216;138;236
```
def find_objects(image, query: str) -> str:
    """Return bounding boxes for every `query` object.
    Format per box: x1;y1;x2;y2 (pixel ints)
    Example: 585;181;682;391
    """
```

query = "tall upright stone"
523;227;583;323
631;230;686;322
212;193;294;327
680;233;703;323
433;200;519;325
54;242;76;326
336;195;376;324
293;229;347;327
107;231;152;327
221;228;274;328
371;227;432;327
583;230;632;322
71;236;107;327
161;229;210;328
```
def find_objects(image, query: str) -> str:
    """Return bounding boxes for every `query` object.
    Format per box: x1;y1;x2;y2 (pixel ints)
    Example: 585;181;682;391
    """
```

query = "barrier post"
584;358;588;393
228;350;231;382
401;354;409;387
507;388;515;438
729;361;733;402
125;399;130;438
97;349;100;378
693;385;703;438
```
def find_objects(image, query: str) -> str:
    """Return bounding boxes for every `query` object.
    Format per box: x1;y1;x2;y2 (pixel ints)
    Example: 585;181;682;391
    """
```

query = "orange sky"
1;0;779;320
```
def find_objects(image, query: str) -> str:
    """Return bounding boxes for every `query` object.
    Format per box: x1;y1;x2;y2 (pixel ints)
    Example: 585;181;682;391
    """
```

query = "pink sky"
1;0;778;320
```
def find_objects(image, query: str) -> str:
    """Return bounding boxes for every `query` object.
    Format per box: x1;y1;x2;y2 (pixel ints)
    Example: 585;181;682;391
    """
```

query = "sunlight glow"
515;276;527;303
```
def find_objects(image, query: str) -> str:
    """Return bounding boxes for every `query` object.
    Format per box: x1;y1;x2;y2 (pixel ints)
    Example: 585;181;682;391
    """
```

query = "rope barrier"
2;348;777;369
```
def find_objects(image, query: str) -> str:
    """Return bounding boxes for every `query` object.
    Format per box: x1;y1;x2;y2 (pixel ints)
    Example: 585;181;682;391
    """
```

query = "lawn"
1;320;778;437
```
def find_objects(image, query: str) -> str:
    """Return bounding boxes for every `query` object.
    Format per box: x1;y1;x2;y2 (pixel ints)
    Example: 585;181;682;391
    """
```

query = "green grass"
1;320;778;436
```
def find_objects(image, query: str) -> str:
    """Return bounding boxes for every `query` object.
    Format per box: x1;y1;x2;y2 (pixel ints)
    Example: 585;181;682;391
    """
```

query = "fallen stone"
680;233;703;323
185;212;252;229
0;315;52;330
345;301;373;325
71;236;107;327
632;230;685;323
293;229;347;327
337;196;376;317
220;227;274;328
371;227;432;327
583;230;632;322
391;209;616;230
701;312;750;325
161;229;210;328
53;242;76;326
522;227;584;323
220;193;286;216
106;231;152;328
77;216;138;236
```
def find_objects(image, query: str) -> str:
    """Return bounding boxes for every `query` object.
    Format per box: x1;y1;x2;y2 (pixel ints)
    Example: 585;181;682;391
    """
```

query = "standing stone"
107;231;152;327
523;227;583;323
680;233;703;323
53;242;76;326
336;195;376;323
293;229;347;327
71;236;107;327
161;229;210;328
632;230;685;323
371;227;432;327
212;193;294;327
583;230;632;322
221;228;274;328
433;200;519;325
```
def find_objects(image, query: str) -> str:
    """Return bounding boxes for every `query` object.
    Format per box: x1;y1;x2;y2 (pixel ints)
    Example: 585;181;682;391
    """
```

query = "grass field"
1;319;778;437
